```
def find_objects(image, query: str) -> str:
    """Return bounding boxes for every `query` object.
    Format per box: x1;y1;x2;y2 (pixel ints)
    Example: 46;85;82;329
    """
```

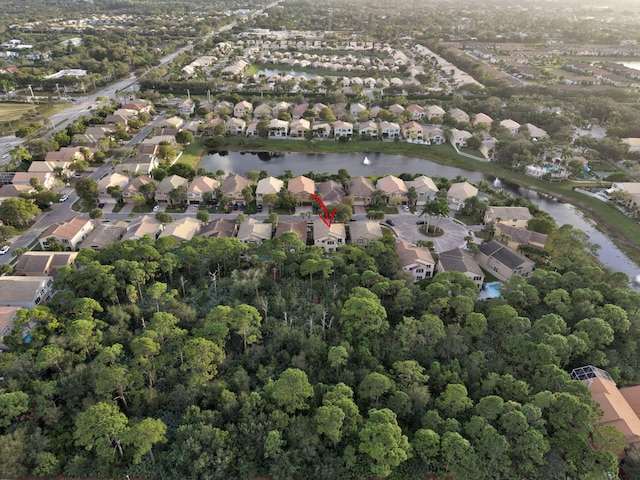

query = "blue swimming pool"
479;281;503;300
23;333;32;343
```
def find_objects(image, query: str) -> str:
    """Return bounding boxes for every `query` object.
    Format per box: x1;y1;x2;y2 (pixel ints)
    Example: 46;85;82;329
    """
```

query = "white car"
403;205;410;212
0;245;10;255
153;205;159;212
59;194;69;202
191;205;198;211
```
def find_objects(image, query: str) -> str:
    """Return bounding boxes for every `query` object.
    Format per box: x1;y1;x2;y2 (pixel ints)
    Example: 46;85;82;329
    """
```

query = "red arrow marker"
310;193;337;227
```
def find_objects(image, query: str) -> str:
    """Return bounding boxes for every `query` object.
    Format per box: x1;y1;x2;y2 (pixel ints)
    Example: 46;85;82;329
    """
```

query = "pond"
199;150;640;279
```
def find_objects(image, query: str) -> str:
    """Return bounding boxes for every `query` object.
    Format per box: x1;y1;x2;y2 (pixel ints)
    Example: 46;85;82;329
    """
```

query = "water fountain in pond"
363;156;370;166
493;178;502;189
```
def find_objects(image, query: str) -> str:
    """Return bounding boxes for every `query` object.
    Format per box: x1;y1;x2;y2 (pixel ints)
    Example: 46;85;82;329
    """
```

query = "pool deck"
478;281;503;300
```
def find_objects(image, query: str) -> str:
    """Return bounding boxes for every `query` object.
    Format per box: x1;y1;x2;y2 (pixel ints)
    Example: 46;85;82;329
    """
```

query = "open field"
0;102;37;122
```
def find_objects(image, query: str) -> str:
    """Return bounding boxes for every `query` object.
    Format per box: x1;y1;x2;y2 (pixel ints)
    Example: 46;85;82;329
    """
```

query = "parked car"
233;204;239;210
385;219;395;226
403;205;410;212
191;205;198;211
256;204;263;212
416;220;426;225
59;194;68;202
0;245;10;255
153;205;159;212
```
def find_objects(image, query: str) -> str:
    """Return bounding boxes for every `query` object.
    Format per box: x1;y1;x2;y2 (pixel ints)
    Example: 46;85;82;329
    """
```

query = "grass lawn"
366;205;399;214
132;205;153;213
178;137;208;168
0;103;37;122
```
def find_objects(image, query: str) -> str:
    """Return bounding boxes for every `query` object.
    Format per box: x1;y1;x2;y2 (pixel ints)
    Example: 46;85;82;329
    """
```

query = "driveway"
384;214;471;253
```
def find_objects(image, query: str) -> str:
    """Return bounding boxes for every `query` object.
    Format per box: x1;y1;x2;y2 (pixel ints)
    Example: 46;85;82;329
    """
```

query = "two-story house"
313;218;346;252
437;247;484;289
396;240;435;282
333;120;353;139
158;217;201;242
288;175;315;205
358;120;378;138
405;175;439;206
122;215;164;241
289;118;310;138
268;118;289;137
256;176;284;206
376;175;408;205
380;121;401;139
450;128;473;148
234;100;253;118
402;121;424;141
98;172;130;204
0;277;54;309
225;118;246;136
155;175;189;204
449;108;470;124
187;176;219;205
220;174;252;206
39;216;94;251
348;176;376;206
484;206;532;228
237;218;273;245
349;221;383;247
447;181;478;211
476;239;535;282
122;176;157;204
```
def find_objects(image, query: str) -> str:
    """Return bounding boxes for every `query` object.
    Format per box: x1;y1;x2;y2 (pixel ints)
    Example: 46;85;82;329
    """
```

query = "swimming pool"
479;281;503;300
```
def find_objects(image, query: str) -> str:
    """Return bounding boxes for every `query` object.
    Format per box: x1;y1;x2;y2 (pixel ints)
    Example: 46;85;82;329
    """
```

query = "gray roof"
438;247;483;276
478;240;532;270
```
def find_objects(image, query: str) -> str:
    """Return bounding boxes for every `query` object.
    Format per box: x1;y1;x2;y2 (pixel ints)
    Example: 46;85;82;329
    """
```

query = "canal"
200;151;640;279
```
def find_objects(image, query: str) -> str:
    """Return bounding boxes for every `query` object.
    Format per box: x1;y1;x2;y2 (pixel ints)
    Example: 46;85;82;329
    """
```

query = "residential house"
225;118;246;135
254;103;273;119
450;128;473;148
449;108;470;124
500;119;521;134
187;176;219;205
388;104;405;116
72;125;114;146
268;118;289;137
159;217;201;242
82;222;127;250
0;184;34;200
402;121;424;141
275;220;308;242
425;105;446;121
348;221;383;247
423;126;445;145
115;154;158;176
405;175;438;206
406;104;425;120
44;146;91;163
0;276;54;309
292;103;309;119
155;175;188;204
313;218;346;252
571;365;640;449
273;101;291;116
370;106;383;119
289;118;310;138
447;181;478;211
473;112;493;126
288;175;315;205
608;182;640;209
234;100;253;118
214;100;234;115
376;175;408;205
199;217;237;238
494;223;548;251
0;306;20;351
141;135;177;149
333;120;353;139
476;239;535;281
245;121;259;137
350;102;367;118
122;176;157;204
479;133;497;161
317;180;346;204
348;176;376;206
358;120;378;138
256;176;284;205
178;98;195;116
98;173;130;204
11;172;56;190
122;215;164;241
380;121;401;139
122;99;151;114
525;123;549;140
237;218;272;245
202;118;225;136
39;216;93;251
312;122;331;139
160;116;185;130
220;174;252;206
484;206;532;228
14;252;77;276
437;247;485;288
396;240;435;282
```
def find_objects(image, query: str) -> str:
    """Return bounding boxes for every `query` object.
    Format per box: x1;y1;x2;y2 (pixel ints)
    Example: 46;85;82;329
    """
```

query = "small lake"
200;151;640;279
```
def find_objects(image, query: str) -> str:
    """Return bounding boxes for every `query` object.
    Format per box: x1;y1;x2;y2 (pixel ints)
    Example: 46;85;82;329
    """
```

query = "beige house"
348;221;383;247
14;252;77;276
313;219;346;252
220;174;252;206
187;176;219;205
0;306;20;351
472;112;493;126
122;215;164;241
333;120;353;139
397;240;435;282
268;119;289;137
437;247;485;288
402;121;423;140
115;154;158;176
155;175;188;204
256;176;284;205
425;105;445;120
0;184;35;200
423;126;445;145
484;206;532;228
122;176;157;204
312;122;331;139
44;146;92;163
358;120;378;138
39;216;94;251
199;217;237;238
159;217;201;242
317;180;346;204
237;218;273;245
476;240;535;282
0;276;54;309
380;121;401;139
500;119;521;134
450;128;473;148
234;100;253;118
447;181;478;211
289;118;310;138
406;175;439;206
288;175;315;205
98;172;130;204
494;224;548;251
11;172;56;190
253;103;272;119
376;175;408;205
225;118;246;135
275;220;308;242
449;108;470;124
82;222;127;250
29;160;72;177
406;104;425;120
348;176;376;206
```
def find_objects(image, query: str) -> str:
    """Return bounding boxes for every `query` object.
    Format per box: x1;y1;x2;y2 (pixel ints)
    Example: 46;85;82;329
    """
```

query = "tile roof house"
425;105;446;120
406;104;425;120
39;216;94;251
388;104;405;116
449;108;470;124
275;220;308;242
333;120;353;139
450;128;473;148
234;100;253;118
494;224;548;251
122;176;157;204
405;175;439;206
396;240;435;282
312;122;331;139
376;175;408;205
187;176;220;204
500;119;521;134
0;306;20;351
14;251;78;276
220;174;252;206
423;126;445;145
11;172;56;190
476;239;535;282
402;121;424;141
268;118;289;137
313;218;346;252
199;217;237;238
256;176;284;205
226;118;246;135
237;218;273;245
289;118;311;138
155;175;188;204
437;247;485;288
0;184;35;200
380;121;401;139
82;222;127;250
288;175;316;205
484;206;533;228
447;181;478;211
122;215;164;241
98;173;130;204
358;120;378;138
525;123;549;140
348;221;383;247
571;365;640;449
158;217;201;242
44;146;90;163
316;180;346;204
0;276;54;309
348;176;376;206
115;154;159;176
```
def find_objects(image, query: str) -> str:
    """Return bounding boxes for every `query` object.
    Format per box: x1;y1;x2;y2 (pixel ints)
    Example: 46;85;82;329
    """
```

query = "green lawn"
178;137;208;168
